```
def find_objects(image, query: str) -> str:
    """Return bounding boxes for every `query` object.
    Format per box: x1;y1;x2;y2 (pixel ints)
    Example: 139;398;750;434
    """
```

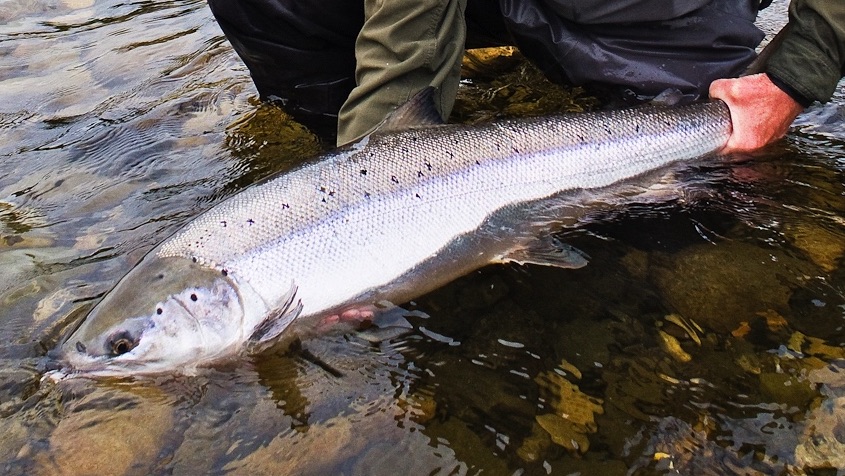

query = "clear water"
1;0;844;474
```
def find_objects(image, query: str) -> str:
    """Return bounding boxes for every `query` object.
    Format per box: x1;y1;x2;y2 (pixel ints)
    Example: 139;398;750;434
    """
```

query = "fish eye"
107;331;137;356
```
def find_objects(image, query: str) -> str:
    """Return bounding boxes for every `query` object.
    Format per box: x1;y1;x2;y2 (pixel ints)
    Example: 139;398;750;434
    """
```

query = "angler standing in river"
206;0;843;152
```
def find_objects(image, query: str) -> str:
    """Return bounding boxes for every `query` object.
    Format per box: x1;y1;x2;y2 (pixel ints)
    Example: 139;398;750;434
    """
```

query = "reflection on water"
1;0;844;474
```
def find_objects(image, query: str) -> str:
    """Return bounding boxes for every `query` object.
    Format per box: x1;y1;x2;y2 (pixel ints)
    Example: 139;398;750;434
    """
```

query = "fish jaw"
56;255;258;377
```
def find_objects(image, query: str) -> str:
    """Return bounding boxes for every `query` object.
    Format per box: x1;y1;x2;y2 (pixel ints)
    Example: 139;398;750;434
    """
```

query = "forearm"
765;0;845;105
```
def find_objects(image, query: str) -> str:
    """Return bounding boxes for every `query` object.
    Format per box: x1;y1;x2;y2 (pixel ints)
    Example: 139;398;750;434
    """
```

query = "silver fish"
54;89;731;377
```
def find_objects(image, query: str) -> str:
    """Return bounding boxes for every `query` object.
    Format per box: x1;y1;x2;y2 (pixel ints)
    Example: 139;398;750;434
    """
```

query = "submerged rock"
651;241;815;334
533;363;604;454
783;222;845;273
794;360;845;471
632;416;788;474
33;384;174;476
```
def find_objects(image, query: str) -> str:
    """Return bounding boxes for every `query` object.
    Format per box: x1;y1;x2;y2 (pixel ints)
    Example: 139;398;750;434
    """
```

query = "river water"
1;0;844;474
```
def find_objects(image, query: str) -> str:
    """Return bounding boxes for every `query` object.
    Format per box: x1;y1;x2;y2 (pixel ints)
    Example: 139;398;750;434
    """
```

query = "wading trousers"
207;0;764;145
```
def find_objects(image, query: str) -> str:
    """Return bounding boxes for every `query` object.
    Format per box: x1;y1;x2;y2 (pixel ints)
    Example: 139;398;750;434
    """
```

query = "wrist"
765;72;813;108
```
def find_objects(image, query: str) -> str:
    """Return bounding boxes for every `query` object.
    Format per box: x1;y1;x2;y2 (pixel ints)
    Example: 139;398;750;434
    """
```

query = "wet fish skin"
55;91;731;377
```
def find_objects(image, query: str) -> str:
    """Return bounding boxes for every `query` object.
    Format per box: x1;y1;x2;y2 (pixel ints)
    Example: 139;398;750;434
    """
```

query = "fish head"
56;256;247;377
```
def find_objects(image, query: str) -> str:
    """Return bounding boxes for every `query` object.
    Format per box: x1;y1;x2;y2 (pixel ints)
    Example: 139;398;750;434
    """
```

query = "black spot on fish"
157;273;165;280
415;193;421;199
577;134;584;142
192;257;198;263
425;161;433;170
475;160;481;165
220;220;227;227
402;147;409;153
247;219;255;225
360;169;367;175
322;197;327;203
156;307;163;315
190;293;198;302
417;170;424;177
281;203;290;209
329;190;335;197
391;175;399;184
635;124;640;133
364;192;371;199
221;269;228;276
512;147;520;154
75;341;86;353
319;186;327;193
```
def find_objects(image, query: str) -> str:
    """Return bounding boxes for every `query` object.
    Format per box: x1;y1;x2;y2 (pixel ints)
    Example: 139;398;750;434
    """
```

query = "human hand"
709;73;805;153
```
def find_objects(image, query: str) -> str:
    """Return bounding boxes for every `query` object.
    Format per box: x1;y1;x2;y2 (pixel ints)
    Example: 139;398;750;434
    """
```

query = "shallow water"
1;0;844;474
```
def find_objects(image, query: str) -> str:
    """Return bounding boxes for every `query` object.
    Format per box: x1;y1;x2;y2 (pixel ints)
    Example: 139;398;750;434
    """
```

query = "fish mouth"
45;354;151;380
37;342;70;374
50;348;104;375
39;349;91;382
38;349;66;380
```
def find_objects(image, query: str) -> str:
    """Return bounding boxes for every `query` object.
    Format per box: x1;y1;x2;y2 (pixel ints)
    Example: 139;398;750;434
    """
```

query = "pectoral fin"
246;285;303;354
496;235;589;269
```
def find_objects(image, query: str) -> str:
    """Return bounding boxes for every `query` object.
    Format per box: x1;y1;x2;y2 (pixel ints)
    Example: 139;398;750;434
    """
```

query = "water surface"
1;0;844;474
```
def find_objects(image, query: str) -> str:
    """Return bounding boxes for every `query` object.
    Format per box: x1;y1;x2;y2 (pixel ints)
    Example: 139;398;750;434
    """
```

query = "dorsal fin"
374;86;445;134
649;88;685;107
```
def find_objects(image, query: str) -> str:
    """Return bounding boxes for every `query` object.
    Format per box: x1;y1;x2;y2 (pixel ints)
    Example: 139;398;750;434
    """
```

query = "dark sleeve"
765;0;845;104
